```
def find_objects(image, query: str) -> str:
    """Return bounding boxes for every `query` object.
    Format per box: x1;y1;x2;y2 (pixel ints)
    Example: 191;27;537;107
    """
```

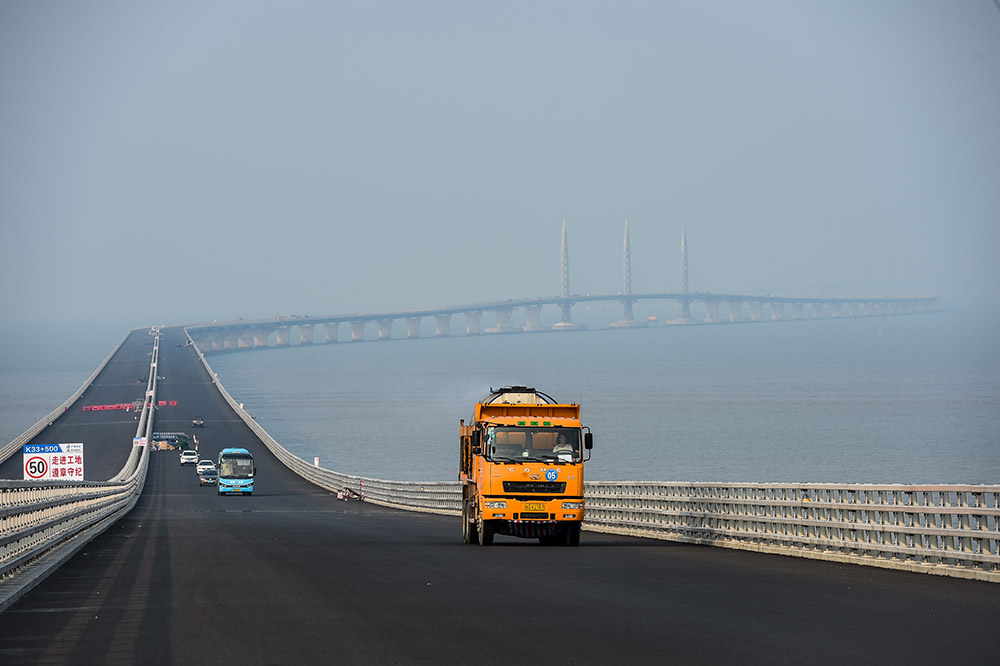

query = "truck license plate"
524;503;545;511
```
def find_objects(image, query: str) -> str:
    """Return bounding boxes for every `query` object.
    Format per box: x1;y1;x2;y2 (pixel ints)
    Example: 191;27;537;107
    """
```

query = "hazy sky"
2;1;998;332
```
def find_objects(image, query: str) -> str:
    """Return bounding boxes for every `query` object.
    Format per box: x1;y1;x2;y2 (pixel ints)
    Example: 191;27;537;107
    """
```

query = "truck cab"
460;386;593;546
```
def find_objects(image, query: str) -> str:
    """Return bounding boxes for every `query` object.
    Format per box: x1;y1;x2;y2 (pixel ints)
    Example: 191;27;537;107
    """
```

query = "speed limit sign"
25;456;48;479
22;443;84;480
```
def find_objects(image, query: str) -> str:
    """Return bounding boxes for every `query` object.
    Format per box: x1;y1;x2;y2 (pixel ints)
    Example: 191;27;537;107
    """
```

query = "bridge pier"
704;301;720;323
611;300;644;328
524;305;543;331
464;311;482;335
406;317;421;338
792;303;805;320
200;333;223;352
681;298;693;321
275;326;291;347
238;332;253;349
377;319;393;340
434;314;451;336
223;333;240;351
750;302;764;321
489;307;517;333
299;324;315;345
668;298;695;324
350;321;366;341
771;302;785;321
324;322;339;343
726;301;744;322
623;299;635;324
812;303;824;319
830;302;843;318
253;329;270;347
878;302;889;316
553;302;578;330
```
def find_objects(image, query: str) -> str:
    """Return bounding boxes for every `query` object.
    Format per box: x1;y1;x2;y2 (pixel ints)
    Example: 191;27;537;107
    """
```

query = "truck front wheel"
478;519;494;546
462;501;478;544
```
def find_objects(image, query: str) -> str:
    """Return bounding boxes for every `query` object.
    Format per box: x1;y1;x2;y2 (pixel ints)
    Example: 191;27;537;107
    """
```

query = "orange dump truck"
459;386;594;546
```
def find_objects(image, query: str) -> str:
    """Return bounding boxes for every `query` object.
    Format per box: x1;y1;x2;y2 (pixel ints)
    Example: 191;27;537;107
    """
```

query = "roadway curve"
1;328;997;664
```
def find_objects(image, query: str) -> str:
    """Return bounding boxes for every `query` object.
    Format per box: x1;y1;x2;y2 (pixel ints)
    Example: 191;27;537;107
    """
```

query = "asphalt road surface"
1;327;998;665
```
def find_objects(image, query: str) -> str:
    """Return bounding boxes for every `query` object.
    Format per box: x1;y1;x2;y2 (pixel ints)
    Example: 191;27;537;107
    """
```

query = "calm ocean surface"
3;309;998;484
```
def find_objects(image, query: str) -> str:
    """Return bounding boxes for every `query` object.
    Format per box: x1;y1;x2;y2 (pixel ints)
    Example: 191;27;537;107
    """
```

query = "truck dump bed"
475;402;581;421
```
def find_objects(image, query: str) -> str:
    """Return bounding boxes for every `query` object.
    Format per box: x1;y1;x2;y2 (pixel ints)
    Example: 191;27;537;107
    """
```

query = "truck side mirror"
584;432;593;450
471;430;481;455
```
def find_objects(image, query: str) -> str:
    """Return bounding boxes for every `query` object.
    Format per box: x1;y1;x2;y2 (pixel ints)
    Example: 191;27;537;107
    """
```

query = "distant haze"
2;1;998;334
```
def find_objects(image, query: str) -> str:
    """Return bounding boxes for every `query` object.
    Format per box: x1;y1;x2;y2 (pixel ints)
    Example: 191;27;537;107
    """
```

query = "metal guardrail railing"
0;332;159;612
190;331;999;583
583;482;999;583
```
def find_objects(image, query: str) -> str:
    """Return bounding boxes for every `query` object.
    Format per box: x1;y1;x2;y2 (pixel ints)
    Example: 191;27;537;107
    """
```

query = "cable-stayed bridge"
187;221;937;352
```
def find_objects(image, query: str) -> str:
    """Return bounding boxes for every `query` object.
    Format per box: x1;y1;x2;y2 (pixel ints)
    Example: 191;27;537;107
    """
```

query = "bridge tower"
676;221;694;323
561;218;569;298
668;220;700;324
681;222;689;294
553;218;579;330
611;218;644;327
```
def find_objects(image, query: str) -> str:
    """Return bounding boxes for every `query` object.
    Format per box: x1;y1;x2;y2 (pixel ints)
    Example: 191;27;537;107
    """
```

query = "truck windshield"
486;427;580;462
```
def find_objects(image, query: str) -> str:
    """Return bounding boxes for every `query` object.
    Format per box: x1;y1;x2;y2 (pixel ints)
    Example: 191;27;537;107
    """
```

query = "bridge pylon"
611;218;645;328
553;218;582;330
669;221;697;324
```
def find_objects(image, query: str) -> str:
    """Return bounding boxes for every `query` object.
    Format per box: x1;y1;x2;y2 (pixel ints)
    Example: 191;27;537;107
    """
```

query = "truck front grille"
503;481;566;493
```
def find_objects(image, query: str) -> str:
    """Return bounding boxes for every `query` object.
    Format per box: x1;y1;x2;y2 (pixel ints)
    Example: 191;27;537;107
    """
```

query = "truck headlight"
561;501;583;510
485;501;507;509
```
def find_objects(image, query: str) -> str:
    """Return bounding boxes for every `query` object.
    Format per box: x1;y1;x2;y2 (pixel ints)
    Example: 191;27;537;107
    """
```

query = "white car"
179;450;199;465
196;460;215;474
